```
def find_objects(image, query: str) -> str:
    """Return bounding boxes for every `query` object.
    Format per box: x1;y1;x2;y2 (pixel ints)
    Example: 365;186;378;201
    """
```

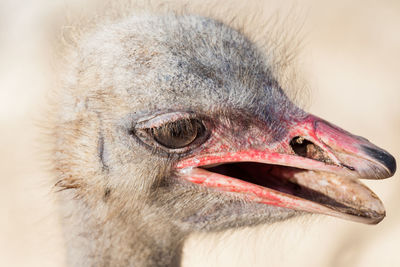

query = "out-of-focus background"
0;0;399;266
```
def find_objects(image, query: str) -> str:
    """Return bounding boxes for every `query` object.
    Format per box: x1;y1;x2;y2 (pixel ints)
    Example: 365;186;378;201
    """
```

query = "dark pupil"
152;119;201;149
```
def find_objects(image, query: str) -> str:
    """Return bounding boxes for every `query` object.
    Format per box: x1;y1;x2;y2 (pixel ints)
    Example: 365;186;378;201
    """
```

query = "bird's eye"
151;119;204;149
133;113;208;153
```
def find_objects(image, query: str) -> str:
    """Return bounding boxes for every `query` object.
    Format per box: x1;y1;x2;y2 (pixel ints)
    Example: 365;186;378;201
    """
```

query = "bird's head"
54;15;396;233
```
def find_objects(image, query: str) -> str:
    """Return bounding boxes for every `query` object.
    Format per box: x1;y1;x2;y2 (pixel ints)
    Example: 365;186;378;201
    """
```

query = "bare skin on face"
52;13;396;267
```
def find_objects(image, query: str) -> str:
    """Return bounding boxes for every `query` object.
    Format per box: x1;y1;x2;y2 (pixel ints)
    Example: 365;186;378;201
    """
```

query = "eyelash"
132;113;209;154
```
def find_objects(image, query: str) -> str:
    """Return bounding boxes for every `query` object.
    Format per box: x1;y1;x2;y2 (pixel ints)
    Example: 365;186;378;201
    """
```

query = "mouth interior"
203;162;351;210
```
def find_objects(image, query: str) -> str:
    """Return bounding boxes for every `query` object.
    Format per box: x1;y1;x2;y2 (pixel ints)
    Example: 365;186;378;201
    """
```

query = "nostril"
290;136;310;158
290;136;334;164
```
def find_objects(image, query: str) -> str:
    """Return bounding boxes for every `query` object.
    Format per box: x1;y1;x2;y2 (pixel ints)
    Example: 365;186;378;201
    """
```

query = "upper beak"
176;113;396;224
287;115;396;179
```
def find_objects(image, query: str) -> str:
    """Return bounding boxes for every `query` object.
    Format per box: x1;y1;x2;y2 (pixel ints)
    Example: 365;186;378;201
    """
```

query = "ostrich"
51;13;396;267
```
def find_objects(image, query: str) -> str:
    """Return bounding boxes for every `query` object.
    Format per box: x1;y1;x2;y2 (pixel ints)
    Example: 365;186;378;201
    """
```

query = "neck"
58;190;186;267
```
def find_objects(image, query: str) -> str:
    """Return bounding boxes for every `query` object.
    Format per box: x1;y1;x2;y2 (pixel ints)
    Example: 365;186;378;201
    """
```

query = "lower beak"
176;114;396;224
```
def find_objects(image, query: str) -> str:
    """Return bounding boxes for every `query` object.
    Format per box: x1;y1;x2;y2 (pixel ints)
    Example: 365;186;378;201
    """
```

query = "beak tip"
370;212;386;225
361;145;397;177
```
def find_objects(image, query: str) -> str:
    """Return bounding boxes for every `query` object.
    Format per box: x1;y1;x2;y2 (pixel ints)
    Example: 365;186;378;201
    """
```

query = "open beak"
176;114;396;224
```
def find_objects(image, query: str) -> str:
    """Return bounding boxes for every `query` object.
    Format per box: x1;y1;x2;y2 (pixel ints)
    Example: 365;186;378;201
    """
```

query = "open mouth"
175;115;395;224
204;162;351;209
205;162;383;221
177;157;385;224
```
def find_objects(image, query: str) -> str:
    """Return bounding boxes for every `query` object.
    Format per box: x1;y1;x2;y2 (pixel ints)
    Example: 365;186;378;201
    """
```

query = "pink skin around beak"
176;114;396;224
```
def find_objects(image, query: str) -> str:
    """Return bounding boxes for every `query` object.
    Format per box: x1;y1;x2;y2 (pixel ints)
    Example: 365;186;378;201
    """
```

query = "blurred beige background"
0;0;399;266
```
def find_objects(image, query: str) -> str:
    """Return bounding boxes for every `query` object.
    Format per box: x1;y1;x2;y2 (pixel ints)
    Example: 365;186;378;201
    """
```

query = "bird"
50;11;396;267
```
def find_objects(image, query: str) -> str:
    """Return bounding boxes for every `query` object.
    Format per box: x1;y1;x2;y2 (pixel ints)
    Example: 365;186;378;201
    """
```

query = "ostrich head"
53;14;396;266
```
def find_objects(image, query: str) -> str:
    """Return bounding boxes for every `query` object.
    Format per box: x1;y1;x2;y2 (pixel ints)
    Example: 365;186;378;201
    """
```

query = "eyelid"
135;112;196;129
132;111;210;155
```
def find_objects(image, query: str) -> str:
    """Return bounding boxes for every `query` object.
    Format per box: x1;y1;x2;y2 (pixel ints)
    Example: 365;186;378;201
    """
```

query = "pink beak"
176;114;396;224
